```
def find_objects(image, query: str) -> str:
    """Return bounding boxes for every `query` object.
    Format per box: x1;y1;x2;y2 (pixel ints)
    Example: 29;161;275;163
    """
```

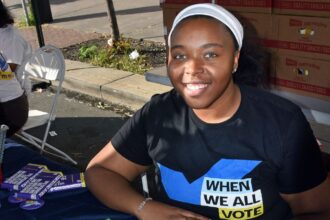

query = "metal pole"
30;0;45;47
0;124;9;183
212;0;216;4
21;0;30;26
105;0;120;41
0;125;8;164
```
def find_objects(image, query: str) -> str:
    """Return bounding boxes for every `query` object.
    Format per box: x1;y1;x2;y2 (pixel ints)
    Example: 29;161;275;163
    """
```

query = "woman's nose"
185;58;204;75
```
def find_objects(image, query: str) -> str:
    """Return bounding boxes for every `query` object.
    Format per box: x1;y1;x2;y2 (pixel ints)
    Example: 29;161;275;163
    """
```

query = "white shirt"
0;25;32;102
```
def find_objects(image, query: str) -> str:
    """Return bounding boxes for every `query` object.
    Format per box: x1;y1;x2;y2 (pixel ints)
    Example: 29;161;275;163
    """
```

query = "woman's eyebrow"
202;43;224;49
170;43;224;50
170;45;184;50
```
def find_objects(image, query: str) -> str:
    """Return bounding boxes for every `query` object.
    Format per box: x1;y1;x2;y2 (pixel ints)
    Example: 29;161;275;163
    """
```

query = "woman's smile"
184;83;209;97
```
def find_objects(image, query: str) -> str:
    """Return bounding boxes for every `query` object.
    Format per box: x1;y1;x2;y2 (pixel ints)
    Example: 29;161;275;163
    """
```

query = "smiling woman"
167;16;240;120
85;3;330;220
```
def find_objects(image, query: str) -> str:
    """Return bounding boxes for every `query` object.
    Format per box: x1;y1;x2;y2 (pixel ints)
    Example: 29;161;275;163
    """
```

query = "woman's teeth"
186;84;207;90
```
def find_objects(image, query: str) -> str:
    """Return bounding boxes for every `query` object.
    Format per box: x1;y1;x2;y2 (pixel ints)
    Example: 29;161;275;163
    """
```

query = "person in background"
0;1;32;137
86;3;330;220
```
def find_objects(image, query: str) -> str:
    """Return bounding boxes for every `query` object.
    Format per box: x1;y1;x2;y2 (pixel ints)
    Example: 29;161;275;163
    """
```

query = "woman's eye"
173;54;186;60
204;52;217;59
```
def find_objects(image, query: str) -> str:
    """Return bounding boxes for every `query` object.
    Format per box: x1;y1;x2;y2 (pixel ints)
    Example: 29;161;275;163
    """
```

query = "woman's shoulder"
0;25;25;45
0;25;12;42
149;89;181;105
143;89;186;114
240;85;301;114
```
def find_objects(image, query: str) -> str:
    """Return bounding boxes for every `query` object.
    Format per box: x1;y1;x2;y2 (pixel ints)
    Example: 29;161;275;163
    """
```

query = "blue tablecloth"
0;140;137;220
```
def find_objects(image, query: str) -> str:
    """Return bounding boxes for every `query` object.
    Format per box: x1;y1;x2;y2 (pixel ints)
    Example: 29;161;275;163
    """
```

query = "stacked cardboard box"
271;1;330;103
271;1;330;153
273;0;330;17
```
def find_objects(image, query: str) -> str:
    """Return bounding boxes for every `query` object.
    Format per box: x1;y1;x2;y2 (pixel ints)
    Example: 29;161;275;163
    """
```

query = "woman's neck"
192;84;241;124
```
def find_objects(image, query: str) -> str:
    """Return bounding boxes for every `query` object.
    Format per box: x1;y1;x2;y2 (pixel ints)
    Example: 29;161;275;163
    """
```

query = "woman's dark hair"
206;15;269;88
233;37;270;88
0;1;14;28
232;19;270;88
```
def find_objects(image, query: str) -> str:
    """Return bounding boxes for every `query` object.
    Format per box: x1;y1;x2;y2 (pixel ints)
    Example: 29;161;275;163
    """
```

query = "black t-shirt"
112;85;327;220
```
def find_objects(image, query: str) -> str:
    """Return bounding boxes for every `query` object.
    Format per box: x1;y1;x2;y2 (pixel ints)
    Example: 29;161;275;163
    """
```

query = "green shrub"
78;45;99;60
78;38;152;74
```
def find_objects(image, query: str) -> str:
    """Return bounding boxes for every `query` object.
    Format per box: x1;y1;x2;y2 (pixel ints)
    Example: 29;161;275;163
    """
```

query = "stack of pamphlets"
0;163;85;210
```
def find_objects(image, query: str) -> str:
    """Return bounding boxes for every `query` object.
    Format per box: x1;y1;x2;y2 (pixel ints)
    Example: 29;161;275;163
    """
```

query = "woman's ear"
233;50;240;73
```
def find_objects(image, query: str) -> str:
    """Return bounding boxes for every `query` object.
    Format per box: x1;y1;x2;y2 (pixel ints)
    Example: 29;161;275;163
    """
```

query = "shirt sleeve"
111;102;153;166
277;109;327;194
3;27;31;66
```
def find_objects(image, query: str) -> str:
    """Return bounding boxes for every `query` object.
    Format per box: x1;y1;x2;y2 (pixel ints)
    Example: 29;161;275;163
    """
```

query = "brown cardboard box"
160;0;212;4
271;52;330;101
161;4;187;36
273;0;330;18
233;12;275;40
217;0;272;13
264;15;330;60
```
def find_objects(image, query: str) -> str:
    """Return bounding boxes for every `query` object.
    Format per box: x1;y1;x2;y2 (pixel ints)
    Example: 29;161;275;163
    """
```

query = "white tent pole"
21;0;30;26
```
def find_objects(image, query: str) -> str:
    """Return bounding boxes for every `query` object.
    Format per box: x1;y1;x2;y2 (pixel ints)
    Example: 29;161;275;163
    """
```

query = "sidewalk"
19;25;104;51
7;0;171;111
64;60;170;111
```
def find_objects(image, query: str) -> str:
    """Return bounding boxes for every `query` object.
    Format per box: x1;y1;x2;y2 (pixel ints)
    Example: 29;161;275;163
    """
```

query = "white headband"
168;3;244;50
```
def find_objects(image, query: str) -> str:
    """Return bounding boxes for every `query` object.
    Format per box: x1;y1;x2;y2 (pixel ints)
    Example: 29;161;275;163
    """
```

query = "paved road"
7;0;165;43
14;87;128;171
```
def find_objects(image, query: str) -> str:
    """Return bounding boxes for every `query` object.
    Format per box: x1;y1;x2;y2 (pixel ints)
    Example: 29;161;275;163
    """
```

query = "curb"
62;60;171;112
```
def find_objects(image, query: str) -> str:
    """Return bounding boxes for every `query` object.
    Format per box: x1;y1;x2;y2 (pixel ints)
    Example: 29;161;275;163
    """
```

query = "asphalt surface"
12;86;128;171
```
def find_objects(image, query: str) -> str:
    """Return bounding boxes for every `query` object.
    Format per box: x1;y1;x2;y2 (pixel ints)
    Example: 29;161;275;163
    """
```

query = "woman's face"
168;17;240;110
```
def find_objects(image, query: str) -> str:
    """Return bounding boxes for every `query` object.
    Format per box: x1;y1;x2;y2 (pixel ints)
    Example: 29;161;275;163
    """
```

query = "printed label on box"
274;1;330;11
271;53;330;101
217;0;272;8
